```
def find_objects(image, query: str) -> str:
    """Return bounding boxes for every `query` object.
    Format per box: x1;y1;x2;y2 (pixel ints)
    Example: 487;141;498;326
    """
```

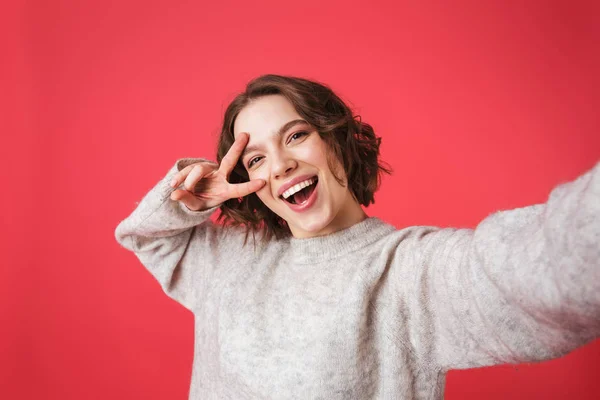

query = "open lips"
280;177;318;205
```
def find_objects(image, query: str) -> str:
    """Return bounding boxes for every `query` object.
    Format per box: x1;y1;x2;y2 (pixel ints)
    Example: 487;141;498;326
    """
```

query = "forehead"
233;95;301;138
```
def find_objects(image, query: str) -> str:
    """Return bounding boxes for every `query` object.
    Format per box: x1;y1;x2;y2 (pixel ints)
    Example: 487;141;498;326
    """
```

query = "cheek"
322;154;346;186
313;141;343;175
298;145;326;165
255;185;275;205
248;167;270;183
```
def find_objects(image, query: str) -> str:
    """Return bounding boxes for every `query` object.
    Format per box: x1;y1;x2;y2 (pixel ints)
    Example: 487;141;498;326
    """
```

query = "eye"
289;131;308;142
248;156;263;168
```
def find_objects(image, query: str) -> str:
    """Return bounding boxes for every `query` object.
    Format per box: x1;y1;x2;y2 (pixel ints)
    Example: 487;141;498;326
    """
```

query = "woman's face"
233;94;366;238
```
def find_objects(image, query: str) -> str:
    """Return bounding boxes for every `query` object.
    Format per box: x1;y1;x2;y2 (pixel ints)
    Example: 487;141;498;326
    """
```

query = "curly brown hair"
215;74;392;243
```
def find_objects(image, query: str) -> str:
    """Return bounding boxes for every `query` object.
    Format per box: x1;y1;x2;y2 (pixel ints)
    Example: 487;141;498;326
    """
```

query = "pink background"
2;0;599;399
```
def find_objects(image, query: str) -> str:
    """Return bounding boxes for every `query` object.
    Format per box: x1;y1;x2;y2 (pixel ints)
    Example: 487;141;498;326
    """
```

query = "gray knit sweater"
115;158;600;399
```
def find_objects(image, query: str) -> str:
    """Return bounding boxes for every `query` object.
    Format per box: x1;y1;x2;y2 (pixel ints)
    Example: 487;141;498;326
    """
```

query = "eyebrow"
240;119;309;159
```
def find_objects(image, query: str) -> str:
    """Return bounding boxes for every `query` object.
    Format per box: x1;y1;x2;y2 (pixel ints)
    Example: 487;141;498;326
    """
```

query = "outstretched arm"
411;161;600;371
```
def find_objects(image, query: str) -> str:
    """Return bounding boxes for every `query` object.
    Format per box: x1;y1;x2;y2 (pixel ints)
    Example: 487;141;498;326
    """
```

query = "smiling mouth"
280;177;318;205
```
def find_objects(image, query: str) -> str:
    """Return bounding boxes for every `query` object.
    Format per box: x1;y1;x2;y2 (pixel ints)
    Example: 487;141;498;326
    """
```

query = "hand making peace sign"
169;132;265;211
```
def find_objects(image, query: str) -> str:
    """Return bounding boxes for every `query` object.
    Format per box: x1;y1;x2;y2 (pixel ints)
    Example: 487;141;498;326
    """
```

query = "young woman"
115;74;600;399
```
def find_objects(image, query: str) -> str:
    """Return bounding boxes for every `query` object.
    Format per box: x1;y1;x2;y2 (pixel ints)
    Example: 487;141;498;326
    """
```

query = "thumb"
229;179;266;198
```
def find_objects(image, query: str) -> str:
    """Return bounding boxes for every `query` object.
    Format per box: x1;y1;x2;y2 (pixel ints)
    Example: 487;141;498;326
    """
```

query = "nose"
271;151;297;180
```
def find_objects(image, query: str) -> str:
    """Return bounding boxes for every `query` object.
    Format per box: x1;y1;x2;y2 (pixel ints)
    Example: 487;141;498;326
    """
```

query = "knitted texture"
115;158;600;399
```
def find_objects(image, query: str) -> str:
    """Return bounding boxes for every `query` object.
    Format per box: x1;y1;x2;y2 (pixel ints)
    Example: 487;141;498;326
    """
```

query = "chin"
288;212;336;237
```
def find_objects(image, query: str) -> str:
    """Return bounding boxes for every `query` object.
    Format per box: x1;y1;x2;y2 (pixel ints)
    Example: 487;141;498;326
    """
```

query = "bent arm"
415;161;600;371
114;158;219;311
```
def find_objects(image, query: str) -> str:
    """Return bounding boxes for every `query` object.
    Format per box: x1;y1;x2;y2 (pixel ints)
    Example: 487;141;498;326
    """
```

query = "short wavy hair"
216;74;392;243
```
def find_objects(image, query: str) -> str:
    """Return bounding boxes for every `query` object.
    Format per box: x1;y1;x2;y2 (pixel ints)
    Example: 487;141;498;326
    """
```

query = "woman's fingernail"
170;179;177;187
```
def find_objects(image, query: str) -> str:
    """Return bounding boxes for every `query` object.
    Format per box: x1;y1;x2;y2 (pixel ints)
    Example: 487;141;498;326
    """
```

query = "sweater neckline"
286;216;396;264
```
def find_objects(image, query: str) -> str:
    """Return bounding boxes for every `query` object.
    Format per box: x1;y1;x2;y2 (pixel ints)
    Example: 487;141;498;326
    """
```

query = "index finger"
219;132;249;177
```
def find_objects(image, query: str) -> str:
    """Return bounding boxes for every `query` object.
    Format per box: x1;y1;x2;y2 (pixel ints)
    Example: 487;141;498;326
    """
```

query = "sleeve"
414;161;600;371
114;157;222;311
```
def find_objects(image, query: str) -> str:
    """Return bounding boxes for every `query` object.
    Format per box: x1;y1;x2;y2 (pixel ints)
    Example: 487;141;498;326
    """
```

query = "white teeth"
282;177;316;199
